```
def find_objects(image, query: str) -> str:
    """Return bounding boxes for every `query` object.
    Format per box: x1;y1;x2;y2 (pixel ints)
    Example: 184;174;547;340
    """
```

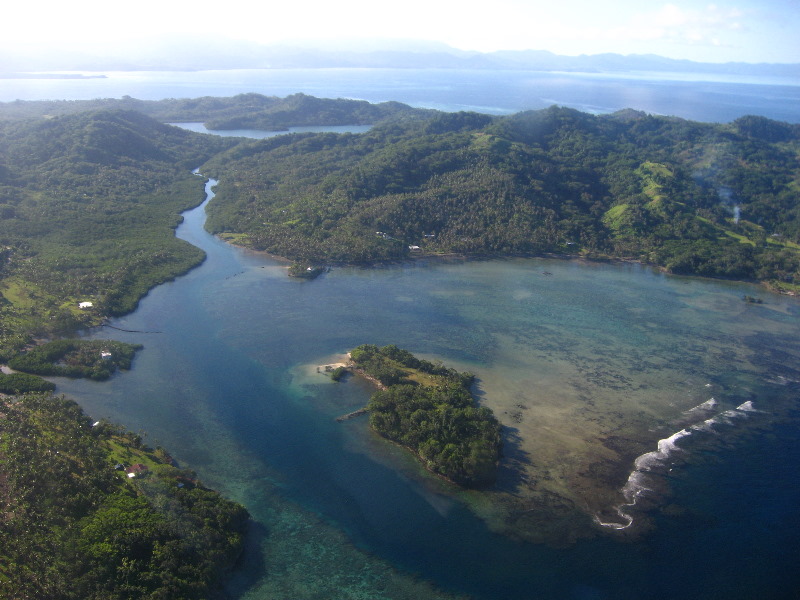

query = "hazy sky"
7;0;799;63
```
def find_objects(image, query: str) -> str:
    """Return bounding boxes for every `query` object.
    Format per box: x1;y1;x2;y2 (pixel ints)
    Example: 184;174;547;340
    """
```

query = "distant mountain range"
3;36;798;77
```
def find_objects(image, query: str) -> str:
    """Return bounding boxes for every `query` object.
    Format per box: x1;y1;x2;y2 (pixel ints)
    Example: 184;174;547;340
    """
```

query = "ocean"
2;68;799;123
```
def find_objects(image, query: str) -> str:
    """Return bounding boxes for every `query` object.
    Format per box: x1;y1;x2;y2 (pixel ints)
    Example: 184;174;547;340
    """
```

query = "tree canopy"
8;339;142;381
0;393;249;599
198;104;800;291
0;109;236;360
351;344;501;488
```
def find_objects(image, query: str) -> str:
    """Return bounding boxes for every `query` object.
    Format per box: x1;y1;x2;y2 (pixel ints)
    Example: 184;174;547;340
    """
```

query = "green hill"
0;110;237;359
2;99;798;360
201;105;800;289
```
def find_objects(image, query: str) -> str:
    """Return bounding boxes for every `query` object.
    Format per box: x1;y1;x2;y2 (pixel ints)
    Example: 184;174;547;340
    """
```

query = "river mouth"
53;181;800;598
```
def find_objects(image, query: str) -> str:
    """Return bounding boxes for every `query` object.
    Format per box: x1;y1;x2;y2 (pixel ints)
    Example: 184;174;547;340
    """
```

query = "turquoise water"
51;178;800;599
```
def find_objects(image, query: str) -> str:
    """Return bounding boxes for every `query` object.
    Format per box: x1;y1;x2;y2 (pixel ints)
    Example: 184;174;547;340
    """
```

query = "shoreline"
213;234;798;296
306;341;767;545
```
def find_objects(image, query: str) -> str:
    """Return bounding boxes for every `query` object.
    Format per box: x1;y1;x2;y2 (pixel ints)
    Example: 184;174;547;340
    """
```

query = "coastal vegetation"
350;344;501;488
199;105;800;291
329;365;348;381
287;262;327;278
0;109;236;360
2;95;798;301
0;112;250;597
0;94;798;591
8;339;142;381
0;371;56;393
0;392;249;599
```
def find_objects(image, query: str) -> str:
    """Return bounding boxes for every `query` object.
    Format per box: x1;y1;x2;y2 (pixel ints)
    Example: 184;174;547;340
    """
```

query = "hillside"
2;99;797;366
201;106;800;290
0;110;237;360
0;392;249;599
0;107;249;600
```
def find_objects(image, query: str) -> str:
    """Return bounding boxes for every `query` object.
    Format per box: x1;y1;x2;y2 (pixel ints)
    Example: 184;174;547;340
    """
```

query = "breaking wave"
595;399;759;531
686;397;718;413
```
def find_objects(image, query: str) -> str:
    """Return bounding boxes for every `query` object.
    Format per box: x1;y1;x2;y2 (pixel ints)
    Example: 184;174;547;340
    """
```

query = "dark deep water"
53;177;800;600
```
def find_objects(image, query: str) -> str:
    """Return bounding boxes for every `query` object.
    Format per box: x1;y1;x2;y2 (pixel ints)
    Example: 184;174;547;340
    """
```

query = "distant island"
3;35;798;77
347;344;502;488
0;92;428;130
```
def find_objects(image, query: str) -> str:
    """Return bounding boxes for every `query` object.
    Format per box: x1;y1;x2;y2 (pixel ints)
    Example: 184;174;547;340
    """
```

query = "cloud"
623;3;746;47
441;1;757;59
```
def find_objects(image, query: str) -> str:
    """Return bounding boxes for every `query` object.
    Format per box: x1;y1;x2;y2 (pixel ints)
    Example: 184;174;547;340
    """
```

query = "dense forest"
350;344;501;487
8;339;142;381
0;109;237;360
199;105;800;291
0;392;249;599
3;95;798;304
0;110;249;599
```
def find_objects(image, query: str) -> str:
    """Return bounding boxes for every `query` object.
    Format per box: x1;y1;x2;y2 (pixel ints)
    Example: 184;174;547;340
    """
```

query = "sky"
5;0;799;63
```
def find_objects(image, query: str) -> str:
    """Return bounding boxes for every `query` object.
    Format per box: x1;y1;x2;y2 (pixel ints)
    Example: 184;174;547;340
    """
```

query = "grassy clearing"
104;437;169;474
218;232;251;244
720;229;756;246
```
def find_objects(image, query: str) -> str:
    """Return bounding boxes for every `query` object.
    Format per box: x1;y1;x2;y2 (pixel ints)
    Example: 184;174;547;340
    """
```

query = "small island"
348;344;502;488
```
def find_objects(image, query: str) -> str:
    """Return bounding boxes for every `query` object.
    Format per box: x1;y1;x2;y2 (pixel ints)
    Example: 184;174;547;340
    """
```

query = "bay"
2;68;800;123
52;175;800;599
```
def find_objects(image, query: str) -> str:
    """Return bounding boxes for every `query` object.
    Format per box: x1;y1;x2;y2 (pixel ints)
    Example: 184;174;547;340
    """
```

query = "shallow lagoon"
54;181;800;599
